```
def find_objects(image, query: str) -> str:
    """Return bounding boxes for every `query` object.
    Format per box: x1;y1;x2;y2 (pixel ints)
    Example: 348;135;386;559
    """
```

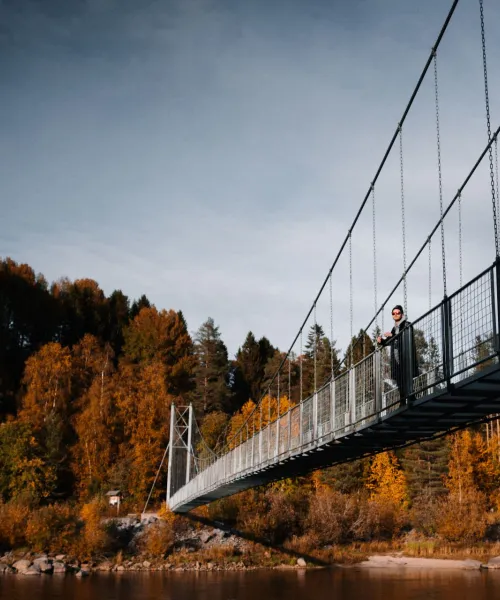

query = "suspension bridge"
166;0;500;513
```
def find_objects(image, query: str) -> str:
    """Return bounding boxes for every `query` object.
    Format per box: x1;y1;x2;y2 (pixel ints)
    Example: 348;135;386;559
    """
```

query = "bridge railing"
168;262;500;510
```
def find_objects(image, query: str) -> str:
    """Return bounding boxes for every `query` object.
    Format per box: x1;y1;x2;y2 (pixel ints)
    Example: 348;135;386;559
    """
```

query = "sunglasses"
392;311;402;315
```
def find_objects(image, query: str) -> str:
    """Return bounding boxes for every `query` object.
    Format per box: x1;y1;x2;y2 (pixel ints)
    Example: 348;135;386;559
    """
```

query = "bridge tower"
166;403;194;505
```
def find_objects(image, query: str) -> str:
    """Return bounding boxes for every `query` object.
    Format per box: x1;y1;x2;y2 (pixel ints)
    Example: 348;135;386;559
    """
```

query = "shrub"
138;520;174;557
0;501;30;548
25;504;80;552
410;496;441;537
306;489;358;545
435;490;488;543
351;498;407;541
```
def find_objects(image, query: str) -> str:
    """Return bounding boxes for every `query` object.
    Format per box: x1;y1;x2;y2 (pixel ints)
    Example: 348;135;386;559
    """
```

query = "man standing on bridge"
377;305;418;402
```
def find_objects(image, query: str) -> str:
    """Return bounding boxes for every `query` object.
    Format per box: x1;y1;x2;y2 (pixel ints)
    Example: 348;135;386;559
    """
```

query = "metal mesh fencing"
290;405;300;449
279;412;290;456
317;383;332;438
334;371;350;434
354;354;375;423
450;267;497;380
412;304;445;397
302;397;314;445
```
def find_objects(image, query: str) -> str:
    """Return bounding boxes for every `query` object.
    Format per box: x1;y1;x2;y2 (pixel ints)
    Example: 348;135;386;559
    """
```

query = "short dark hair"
392;304;404;314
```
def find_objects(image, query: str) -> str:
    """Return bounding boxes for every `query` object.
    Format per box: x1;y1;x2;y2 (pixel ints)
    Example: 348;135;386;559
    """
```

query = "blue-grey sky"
1;0;499;357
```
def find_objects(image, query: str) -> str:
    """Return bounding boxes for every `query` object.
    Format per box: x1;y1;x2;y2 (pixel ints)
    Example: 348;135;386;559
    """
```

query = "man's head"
392;305;404;323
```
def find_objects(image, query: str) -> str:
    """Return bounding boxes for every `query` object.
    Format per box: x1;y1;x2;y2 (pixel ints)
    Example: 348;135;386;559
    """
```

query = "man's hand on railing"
377;332;393;344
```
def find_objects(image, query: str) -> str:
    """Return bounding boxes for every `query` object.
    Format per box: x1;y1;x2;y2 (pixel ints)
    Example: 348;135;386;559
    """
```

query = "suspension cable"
495;137;499;232
428;238;432;310
458;191;463;288
399;126;408;313
479;0;499;256
434;52;447;296
313;302;318;392
142;443;169;515
349;233;354;367
299;329;303;402
372;184;378;330
329;272;334;379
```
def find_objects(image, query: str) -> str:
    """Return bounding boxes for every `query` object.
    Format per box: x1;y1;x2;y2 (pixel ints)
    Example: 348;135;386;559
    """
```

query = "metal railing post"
288;409;292;453
442;296;453;382
374;350;381;415
313;392;318;441
349;368;356;427
275;416;280;459
299;401;304;447
331;379;336;435
493;260;500;353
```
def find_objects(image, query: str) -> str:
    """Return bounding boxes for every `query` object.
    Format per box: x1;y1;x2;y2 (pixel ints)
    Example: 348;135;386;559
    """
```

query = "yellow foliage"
227;394;295;448
80;497;108;556
366;452;408;507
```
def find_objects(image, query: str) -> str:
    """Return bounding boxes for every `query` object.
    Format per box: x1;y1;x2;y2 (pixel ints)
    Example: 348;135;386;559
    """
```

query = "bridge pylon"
166;403;194;505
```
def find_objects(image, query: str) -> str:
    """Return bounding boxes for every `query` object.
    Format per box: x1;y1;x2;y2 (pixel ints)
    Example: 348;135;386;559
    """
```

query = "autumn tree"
123;307;195;398
0;420;56;502
366;451;408;507
71;336;116;498
18;342;74;497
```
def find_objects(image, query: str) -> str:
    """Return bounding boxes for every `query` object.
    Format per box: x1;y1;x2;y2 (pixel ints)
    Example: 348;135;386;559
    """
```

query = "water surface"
1;567;500;600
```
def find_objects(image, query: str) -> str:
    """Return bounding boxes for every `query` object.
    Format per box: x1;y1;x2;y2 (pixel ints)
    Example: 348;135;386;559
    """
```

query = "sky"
1;0;500;359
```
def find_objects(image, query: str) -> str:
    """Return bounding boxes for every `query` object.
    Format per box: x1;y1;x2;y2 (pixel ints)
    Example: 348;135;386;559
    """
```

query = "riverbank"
3;516;500;577
3;551;500;576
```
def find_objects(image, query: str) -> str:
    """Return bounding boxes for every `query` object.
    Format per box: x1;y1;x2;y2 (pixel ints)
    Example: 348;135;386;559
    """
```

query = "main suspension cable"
399;126;408;313
479;0;498;256
434;51;447;296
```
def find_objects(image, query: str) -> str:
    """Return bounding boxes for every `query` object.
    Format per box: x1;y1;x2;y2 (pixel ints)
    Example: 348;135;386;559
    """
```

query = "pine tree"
302;324;340;396
193;318;231;414
232;332;276;405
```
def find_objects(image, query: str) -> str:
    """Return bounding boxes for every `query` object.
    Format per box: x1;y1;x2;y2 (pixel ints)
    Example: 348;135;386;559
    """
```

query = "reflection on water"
1;567;500;600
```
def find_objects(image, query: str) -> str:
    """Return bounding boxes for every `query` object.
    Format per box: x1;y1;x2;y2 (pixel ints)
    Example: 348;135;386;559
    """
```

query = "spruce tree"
193;317;231;414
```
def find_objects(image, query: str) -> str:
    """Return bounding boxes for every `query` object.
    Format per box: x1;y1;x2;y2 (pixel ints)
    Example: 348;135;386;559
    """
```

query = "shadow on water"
183;512;330;567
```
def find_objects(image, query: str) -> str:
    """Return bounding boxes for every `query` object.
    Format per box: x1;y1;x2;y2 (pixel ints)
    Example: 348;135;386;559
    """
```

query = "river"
1;568;500;599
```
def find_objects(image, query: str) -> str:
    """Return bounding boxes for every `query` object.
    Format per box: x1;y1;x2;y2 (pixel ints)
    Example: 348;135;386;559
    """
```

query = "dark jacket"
381;319;419;394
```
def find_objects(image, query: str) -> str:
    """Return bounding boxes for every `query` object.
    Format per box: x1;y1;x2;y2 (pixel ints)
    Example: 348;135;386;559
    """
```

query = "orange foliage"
366;452;408;507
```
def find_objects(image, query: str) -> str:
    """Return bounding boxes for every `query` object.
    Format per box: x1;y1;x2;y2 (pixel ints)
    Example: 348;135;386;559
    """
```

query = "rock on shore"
356;555;498;570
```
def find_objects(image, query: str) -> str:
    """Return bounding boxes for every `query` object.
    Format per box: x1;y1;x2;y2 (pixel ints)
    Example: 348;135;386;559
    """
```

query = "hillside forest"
1;256;500;559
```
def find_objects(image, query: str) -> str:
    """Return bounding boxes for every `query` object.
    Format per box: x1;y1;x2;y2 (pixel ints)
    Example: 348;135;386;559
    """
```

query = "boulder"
23;566;41;576
75;568;90;578
486;557;500;569
34;559;53;574
200;531;215;544
53;562;67;574
12;559;31;573
142;560;151;568
463;559;483;570
0;564;14;574
296;558;307;568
